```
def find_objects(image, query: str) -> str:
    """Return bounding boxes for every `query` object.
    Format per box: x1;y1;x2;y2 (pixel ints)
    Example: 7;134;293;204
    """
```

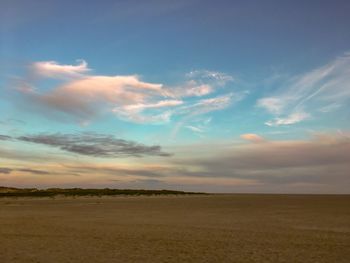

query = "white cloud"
15;60;240;125
121;100;184;111
112;108;173;124
32;60;90;78
18;72;168;122
258;53;350;126
265;111;309;126
186;70;234;86
163;81;213;98
113;100;183;124
186;84;213;97
257;97;284;114
185;125;204;133
164;70;234;99
171;93;244;137
180;93;235;116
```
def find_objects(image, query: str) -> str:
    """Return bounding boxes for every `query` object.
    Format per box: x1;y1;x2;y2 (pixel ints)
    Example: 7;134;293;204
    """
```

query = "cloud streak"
0;168;12;174
181;94;235;115
18;133;172;158
171;92;244;137
265;112;310;126
1;131;349;193
186;70;234;86
0;167;50;175
166;133;350;192
258;53;350;126
0;134;12;140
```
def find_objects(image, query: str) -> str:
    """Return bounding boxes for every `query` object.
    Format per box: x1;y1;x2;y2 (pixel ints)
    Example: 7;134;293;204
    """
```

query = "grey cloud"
187;137;350;171
133;179;164;184
18;133;172;158
0;167;50;175
0;168;12;174
257;167;350;185
171;135;350;191
0;134;12;140
64;165;172;178
17;168;51;175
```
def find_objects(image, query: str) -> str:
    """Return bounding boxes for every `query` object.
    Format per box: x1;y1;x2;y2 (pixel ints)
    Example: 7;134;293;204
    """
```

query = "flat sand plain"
0;194;349;263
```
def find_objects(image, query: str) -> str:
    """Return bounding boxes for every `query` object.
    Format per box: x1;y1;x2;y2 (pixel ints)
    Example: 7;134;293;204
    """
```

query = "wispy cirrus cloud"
258;53;350;126
186;69;234;86
265;112;310;127
180;93;235;115
257;97;284;115
171;92;244;137
165;69;234;98
183;83;213;97
185;125;204;133
183;117;212;137
112;99;183;124
164;81;213;98
120;100;184;111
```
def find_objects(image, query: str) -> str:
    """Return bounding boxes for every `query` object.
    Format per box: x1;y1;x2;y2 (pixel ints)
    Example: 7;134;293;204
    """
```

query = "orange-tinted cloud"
240;133;265;143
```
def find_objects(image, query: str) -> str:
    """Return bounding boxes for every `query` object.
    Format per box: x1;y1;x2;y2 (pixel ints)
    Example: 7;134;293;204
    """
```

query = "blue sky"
1;0;350;193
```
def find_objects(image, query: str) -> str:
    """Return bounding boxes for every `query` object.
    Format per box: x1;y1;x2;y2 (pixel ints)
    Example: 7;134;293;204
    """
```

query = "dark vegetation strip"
0;187;206;197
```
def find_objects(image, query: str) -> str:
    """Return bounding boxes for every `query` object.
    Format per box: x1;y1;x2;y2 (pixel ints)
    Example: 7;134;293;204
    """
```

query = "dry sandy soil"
0;194;349;262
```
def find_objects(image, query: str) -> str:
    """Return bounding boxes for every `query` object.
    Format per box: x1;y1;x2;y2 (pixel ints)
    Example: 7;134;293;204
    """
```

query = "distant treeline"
0;186;206;197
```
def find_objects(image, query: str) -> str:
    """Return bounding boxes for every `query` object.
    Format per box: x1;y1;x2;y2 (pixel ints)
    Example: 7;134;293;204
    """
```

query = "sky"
1;0;350;193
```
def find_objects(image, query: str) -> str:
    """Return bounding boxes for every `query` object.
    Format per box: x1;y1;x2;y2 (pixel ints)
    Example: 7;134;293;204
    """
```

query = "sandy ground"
0;194;349;263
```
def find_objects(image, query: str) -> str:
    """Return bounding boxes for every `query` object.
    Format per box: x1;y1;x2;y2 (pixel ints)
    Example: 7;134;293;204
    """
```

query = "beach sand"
1;194;349;262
